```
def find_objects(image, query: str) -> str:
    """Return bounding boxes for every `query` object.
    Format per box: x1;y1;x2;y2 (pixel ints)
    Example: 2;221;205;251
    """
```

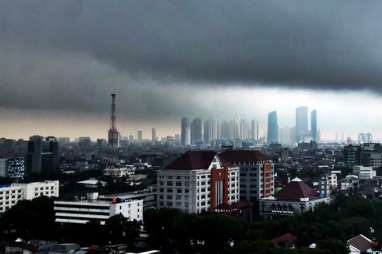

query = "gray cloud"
1;0;382;120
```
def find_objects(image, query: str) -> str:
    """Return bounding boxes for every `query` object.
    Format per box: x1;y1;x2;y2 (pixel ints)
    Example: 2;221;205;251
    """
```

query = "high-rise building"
267;111;279;144
180;117;191;146
151;128;157;142
279;126;293;146
358;133;373;144
190;118;203;145
203;119;214;144
137;130;143;142
157;151;239;213
311;110;318;142
296;106;308;143
219;150;274;201
26;136;59;176
250;119;259;141
108;93;120;148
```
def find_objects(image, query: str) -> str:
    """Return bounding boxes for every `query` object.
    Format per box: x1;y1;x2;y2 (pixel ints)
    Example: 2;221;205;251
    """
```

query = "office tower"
220;121;230;140
267;111;279;144
311;110;318;142
203;119;214;144
296;106;308;143
174;134;180;145
212;120;219;141
151;128;157;142
250;119;259;141
190;118;203;145
279;126;293;146
137;130;143;142
358;133;373;144
239;118;249;140
26;135;43;175
108;93;120;148
233;118;240;140
181;117;191;146
26;136;59;176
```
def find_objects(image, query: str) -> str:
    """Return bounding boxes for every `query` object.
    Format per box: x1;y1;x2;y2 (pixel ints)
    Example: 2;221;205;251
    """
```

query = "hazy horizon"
2;1;382;141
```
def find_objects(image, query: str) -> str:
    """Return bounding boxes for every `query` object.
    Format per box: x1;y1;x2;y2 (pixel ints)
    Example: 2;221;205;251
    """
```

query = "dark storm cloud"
1;0;382;118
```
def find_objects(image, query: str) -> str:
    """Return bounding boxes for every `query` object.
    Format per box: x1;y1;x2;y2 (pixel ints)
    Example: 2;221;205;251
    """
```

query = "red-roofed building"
271;233;298;248
348;234;380;254
219;149;274;202
157;151;240;213
259;178;329;217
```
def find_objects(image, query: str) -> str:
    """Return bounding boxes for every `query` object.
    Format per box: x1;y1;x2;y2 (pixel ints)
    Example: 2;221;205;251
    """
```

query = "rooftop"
164;150;217;170
348;234;376;252
276;178;317;201
219;149;271;165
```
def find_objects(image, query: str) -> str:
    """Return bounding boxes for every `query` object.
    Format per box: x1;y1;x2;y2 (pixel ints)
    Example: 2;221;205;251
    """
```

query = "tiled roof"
271;233;297;245
276;178;316;201
164;150;217;170
348;234;374;252
219;149;271;165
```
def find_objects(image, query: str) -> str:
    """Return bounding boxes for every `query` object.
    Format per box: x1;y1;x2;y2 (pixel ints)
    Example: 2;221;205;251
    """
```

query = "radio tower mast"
108;93;119;150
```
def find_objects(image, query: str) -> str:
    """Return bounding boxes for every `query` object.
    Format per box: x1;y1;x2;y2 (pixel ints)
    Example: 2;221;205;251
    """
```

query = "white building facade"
0;180;59;214
157;151;240;214
54;193;143;225
104;166;135;178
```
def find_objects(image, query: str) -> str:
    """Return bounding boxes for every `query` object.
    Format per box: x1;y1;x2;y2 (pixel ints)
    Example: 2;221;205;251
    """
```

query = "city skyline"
2;1;382;141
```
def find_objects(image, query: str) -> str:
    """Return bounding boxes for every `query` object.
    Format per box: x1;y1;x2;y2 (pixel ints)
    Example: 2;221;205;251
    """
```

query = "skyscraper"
250;119;259;141
26;136;59;176
137;130;143;142
203;119;213;144
296;106;308;143
191;118;203;145
151;128;157;142
267;111;279;144
108;93;120;148
180;117;191;146
311;110;318;142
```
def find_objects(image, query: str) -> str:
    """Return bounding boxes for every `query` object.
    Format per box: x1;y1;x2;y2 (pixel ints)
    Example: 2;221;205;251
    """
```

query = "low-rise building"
54;192;143;225
104;165;135;178
319;173;338;197
348;234;380;254
341;175;359;191
0;180;59;214
353;165;376;180
260;178;329;217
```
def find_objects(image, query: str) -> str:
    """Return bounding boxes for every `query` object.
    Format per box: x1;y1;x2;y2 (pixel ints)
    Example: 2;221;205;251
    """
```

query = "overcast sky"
1;0;382;140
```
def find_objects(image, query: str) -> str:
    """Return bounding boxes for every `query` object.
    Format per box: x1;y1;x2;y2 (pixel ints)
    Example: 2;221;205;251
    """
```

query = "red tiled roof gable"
164;150;217;170
276;178;316;201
